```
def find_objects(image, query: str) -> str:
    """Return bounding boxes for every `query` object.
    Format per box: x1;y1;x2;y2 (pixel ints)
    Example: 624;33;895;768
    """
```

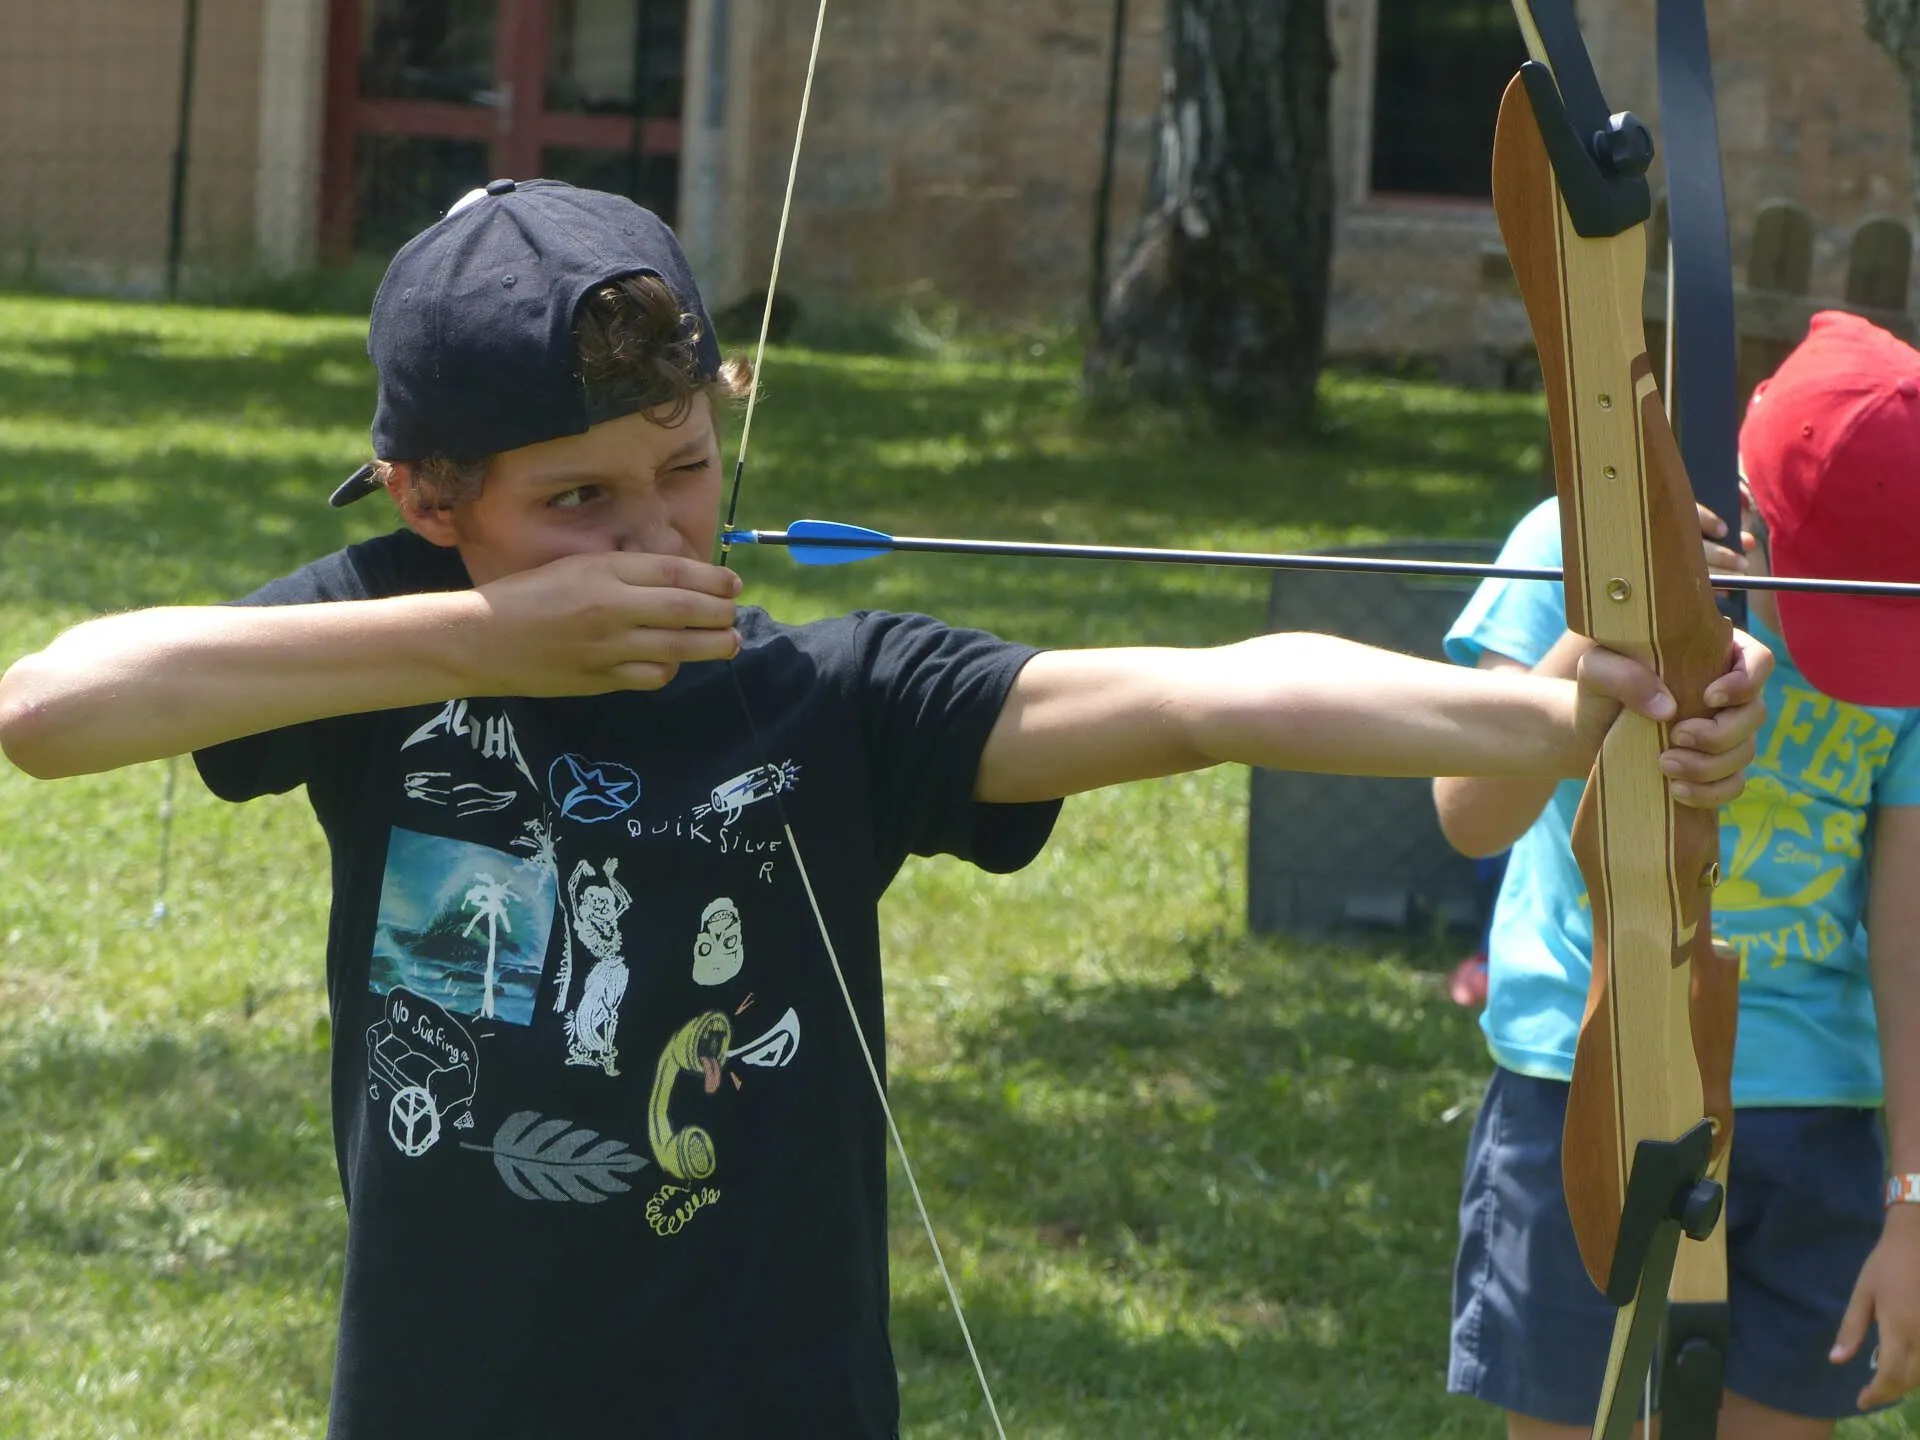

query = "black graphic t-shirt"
194;530;1060;1439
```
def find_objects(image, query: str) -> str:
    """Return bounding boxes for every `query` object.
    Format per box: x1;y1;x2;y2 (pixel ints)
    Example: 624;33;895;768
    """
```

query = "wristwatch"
1886;1173;1920;1207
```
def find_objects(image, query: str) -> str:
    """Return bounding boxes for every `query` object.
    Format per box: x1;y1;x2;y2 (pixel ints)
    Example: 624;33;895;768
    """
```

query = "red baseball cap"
1739;310;1920;705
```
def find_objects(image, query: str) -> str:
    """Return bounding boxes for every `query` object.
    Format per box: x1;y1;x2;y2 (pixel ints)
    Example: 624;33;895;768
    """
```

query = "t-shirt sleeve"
852;611;1062;874
191;548;382;803
1876;713;1920;808
1443;497;1569;670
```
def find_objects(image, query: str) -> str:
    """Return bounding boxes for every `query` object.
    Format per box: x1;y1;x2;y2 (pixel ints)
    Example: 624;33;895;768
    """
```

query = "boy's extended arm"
1430;632;1596;858
0;552;742;778
975;629;1767;806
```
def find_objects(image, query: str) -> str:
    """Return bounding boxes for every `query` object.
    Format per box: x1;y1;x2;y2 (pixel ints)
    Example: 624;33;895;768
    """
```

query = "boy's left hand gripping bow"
1494;4;1738;1437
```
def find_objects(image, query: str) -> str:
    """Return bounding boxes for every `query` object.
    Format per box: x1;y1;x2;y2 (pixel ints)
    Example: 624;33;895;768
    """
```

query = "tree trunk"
1086;0;1334;433
1865;0;1920;222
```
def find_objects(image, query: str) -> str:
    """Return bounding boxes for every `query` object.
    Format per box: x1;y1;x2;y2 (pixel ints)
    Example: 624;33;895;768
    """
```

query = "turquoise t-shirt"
1446;498;1920;1106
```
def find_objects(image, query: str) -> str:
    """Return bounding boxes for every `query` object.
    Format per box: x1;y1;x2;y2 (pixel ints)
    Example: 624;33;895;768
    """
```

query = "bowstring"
716;0;819;552
715;4;1009;1434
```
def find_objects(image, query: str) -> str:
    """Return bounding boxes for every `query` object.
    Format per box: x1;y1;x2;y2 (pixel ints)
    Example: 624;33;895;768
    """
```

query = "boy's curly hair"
376;273;752;509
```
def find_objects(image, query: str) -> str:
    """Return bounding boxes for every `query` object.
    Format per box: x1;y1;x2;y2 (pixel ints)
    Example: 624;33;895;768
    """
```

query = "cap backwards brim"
330;462;381;509
334;178;720;506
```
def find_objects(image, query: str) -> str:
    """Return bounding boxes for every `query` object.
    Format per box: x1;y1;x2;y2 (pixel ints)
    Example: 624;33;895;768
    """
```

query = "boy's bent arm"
0;597;495;777
1432;634;1594;858
0;551;744;779
976;631;1746;806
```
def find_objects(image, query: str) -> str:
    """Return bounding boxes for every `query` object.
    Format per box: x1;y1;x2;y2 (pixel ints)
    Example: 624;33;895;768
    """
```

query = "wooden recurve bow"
1494;5;1740;1437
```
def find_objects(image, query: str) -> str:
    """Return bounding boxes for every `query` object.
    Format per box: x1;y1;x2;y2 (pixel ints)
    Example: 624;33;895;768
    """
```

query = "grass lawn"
0;293;1911;1438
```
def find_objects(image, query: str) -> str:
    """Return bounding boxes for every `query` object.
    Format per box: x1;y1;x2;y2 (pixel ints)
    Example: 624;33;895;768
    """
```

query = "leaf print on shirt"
460;1110;649;1202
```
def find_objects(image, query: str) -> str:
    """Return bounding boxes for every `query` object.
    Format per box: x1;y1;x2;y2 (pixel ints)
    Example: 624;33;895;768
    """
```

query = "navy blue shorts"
1449;1066;1886;1424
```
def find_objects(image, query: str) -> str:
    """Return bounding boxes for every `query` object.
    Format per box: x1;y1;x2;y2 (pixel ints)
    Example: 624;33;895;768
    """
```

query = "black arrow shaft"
734;528;1920;599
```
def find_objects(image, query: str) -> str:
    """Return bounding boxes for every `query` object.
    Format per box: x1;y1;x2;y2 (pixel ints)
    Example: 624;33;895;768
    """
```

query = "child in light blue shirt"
1440;312;1920;1438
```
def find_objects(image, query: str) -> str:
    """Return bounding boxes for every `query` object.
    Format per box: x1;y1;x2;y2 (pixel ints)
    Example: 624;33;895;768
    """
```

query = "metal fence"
0;0;275;297
0;0;693;302
1247;541;1504;941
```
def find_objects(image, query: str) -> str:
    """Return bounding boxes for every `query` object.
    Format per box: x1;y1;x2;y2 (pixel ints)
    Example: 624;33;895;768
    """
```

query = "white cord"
720;0;828;544
780;820;1009;1440
717;4;1009;1433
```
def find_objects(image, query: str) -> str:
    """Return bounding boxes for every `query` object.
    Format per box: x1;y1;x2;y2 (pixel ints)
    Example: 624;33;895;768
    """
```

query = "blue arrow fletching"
784;518;895;566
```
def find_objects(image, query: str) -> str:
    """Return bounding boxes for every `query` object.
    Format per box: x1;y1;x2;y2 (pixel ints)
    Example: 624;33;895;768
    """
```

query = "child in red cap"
1740;311;1920;704
1437;309;1920;1438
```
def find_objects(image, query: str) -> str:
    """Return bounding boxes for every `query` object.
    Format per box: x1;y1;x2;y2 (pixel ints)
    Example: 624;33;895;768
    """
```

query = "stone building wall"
0;0;1910;353
730;0;1165;325
721;0;1919;362
1324;0;1915;368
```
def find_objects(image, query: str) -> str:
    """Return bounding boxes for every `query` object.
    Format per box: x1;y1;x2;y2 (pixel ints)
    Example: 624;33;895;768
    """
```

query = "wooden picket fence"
1644;196;1917;408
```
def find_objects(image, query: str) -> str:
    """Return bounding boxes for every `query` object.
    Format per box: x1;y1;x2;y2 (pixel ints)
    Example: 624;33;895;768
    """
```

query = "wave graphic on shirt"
369;828;558;1026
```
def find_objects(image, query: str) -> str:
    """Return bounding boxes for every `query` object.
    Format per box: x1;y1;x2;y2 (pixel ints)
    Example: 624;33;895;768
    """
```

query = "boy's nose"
611;500;683;556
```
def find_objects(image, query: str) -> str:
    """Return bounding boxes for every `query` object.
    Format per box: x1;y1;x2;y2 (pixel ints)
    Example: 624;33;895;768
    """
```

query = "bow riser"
1491;58;1739;1437
1552;362;1731;1289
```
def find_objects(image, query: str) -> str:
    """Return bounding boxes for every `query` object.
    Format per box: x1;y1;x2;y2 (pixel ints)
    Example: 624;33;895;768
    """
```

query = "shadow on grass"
0;1021;337;1284
0;444;381;611
0;324;371;439
0;321;384;610
739;351;1550;543
888;1287;1486;1437
877;931;1493;1434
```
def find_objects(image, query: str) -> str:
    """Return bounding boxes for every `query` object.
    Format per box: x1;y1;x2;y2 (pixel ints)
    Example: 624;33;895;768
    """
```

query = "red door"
322;0;687;261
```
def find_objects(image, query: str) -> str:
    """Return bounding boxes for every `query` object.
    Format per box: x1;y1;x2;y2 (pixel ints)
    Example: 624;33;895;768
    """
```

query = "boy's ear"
384;464;461;548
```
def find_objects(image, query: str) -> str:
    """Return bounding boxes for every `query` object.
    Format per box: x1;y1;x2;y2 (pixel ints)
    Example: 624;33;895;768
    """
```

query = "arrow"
724;519;1920;598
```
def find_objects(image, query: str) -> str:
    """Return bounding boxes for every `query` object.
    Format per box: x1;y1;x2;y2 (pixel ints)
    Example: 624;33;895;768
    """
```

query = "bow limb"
1655;2;1741;1428
1494;8;1734;1437
1657;0;1745;629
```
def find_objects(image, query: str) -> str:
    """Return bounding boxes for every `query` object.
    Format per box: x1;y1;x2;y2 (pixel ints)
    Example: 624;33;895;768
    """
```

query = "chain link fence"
0;0;689;305
0;0;276;297
1247;541;1507;941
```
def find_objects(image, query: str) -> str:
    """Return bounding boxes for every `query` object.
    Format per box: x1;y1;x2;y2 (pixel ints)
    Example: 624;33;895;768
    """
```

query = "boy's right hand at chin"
469;551;743;696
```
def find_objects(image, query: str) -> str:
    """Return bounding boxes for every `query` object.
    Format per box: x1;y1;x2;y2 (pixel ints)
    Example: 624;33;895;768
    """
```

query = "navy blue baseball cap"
330;177;722;506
